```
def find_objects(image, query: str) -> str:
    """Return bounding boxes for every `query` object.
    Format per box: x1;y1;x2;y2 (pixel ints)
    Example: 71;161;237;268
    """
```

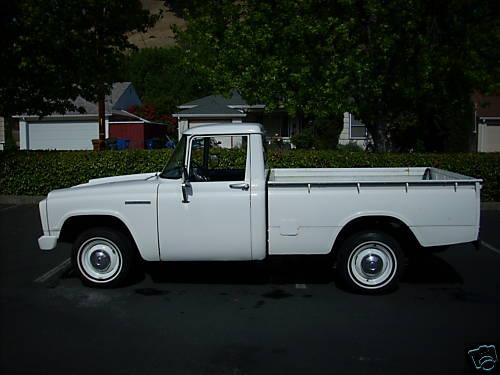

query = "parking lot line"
34;258;72;283
481;241;500;256
0;205;17;212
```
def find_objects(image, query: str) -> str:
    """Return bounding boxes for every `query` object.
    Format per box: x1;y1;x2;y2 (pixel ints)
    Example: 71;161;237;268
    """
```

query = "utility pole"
97;92;106;151
93;5;106;151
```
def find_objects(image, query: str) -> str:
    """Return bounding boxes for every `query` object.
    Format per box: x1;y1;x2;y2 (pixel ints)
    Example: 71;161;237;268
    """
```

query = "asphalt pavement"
1;204;499;375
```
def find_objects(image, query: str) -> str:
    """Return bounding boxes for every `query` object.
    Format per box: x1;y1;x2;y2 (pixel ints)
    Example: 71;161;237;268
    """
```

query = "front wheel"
335;231;405;294
72;227;135;288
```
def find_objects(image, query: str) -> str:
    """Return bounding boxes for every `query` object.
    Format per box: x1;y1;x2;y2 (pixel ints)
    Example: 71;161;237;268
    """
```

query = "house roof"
179;90;247;108
174;90;265;118
63;82;139;115
16;82;141;118
174;100;246;118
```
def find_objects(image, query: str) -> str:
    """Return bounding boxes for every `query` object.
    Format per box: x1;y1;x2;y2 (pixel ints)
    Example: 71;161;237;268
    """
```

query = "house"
174;91;368;149
16;82;170;150
473;93;500;152
338;113;369;149
173;91;293;144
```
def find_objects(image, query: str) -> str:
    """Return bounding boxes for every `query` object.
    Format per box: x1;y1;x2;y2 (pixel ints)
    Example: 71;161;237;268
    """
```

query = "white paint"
105;118;109;139
34;258;71;283
267;167;480;253
38;235;58;250
157;134;253;261
25;121;98;150
19;120;28;149
37;123;481;268
44;175;160;260
178;119;189;140
338;112;367;148
477;121;500;152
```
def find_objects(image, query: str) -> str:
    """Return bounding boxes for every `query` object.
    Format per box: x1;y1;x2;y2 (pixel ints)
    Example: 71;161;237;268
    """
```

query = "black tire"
335;231;405;294
72;227;135;288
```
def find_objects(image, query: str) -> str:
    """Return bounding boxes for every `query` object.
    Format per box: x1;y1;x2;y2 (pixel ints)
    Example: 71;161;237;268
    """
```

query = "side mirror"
181;166;191;203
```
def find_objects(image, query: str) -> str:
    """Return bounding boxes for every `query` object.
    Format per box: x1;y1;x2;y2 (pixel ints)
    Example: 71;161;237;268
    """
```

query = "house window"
349;115;368;139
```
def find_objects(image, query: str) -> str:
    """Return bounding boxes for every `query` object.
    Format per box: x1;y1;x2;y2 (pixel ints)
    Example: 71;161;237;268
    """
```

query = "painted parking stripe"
0;205;16;212
481;241;500;256
295;283;307;289
34;258;72;283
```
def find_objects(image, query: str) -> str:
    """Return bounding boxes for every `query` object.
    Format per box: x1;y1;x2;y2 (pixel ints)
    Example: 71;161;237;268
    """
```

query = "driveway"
1;204;499;375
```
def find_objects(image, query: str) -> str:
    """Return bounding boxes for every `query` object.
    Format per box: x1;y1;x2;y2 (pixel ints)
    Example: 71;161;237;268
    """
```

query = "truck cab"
157;123;267;262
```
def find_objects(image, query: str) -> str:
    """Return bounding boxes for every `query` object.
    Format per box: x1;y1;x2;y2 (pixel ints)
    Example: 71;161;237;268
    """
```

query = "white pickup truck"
38;123;481;293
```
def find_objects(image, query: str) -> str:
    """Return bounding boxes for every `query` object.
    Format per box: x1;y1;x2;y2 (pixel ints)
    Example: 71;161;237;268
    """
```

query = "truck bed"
266;167;482;256
268;167;480;185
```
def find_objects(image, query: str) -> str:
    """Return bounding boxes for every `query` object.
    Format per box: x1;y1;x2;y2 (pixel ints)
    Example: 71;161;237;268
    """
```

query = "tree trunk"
367;120;388;152
96;93;106;151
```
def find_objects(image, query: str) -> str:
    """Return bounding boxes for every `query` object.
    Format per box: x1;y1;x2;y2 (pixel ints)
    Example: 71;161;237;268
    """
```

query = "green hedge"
1;150;499;201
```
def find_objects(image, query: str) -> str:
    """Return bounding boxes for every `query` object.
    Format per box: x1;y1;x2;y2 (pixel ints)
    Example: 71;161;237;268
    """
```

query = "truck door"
157;134;252;261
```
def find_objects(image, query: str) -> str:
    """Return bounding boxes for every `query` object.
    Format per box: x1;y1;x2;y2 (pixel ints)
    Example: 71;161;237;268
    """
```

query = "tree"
123;47;212;115
174;0;499;151
1;0;158;148
127;103;178;136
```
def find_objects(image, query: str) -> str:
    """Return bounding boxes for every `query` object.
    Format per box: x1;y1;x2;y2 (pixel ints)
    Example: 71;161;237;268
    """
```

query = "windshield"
160;136;187;179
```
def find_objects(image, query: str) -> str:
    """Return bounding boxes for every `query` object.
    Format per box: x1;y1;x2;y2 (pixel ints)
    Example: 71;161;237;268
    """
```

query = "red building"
109;111;173;149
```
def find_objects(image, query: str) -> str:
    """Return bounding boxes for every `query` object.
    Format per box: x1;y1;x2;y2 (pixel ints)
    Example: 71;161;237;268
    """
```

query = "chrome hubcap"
77;238;122;282
361;254;383;275
90;250;111;271
348;241;397;288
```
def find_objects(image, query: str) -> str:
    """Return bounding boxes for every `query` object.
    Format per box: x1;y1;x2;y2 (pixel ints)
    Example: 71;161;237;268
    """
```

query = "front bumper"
38;235;58;251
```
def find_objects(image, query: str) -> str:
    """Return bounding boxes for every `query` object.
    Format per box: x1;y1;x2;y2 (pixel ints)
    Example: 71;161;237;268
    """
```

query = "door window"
189;135;248;182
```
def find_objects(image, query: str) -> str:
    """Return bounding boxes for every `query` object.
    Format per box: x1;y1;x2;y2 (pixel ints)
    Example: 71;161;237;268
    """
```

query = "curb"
0;195;45;205
1;194;500;210
482;202;500;210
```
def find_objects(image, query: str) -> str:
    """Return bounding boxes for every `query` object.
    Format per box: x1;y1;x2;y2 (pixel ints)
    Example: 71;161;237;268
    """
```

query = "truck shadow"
403;252;463;284
143;256;332;285
140;252;463;286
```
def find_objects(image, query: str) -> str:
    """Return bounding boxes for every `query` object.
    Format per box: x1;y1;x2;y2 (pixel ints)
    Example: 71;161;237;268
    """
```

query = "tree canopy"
174;0;499;151
122;47;212;115
0;0;158;117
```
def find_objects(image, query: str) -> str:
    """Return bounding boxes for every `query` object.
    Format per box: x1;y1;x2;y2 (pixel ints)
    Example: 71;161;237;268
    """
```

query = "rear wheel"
336;231;405;294
72;227;135;288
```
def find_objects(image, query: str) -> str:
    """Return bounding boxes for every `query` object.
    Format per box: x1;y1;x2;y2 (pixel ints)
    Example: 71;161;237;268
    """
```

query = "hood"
74;172;160;188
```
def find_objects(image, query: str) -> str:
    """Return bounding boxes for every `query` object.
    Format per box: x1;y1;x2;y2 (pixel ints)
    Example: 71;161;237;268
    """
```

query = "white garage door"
27;121;98;150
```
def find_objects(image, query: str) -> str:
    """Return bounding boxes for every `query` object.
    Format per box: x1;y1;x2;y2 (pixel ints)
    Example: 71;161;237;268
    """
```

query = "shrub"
337;141;365;152
291;128;315;149
1;150;499;201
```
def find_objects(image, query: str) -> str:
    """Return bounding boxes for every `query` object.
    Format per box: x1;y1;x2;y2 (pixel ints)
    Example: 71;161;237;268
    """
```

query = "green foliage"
0;0;158;117
291;128;315;149
337;142;364;153
174;0;500;152
292;117;343;149
1;150;499;201
122;47;212;115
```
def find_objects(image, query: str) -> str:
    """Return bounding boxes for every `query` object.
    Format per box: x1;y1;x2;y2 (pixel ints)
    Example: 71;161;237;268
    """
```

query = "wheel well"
59;215;136;247
332;216;420;258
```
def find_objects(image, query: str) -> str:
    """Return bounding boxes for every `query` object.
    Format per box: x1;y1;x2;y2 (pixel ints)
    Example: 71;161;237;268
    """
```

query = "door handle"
229;183;250;191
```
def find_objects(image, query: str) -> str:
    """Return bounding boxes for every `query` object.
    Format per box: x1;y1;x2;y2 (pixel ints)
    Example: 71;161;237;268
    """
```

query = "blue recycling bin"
116;139;130;150
165;139;176;149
